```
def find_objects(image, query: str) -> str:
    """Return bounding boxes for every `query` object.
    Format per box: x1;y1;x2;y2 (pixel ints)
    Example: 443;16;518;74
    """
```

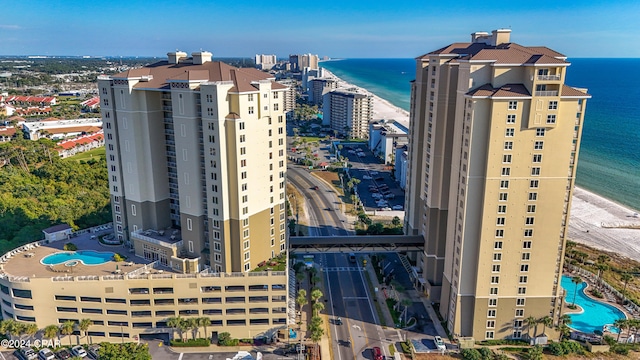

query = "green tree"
197;317;211;340
78;318;92;344
595;263;609;288
367;222;384;235
60;320;75;346
614;318;629;342
478;347;493;360
526;345;543;360
392;216;401;227
621;273;634;297
461;348;482;360
185;318;199;340
43;324;59;342
571;276;582;307
167;316;186;341
312;302;325;316
310;288;323;304
296;289;308;324
539;316;553;335
525;316;538;338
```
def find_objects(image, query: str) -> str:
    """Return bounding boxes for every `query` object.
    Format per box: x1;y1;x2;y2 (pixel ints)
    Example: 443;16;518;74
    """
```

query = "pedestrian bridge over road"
289;235;424;253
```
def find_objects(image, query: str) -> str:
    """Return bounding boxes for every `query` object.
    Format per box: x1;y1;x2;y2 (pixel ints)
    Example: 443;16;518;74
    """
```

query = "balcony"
534;91;558;97
536;74;561;81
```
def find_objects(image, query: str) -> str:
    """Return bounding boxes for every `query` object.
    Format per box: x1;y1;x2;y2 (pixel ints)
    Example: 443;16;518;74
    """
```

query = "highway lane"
287;166;350;236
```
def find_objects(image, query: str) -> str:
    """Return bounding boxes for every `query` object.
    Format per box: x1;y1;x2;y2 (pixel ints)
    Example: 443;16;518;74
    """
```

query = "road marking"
178;353;184;360
342;296;369;300
352;324;362;331
323;267;363;272
324;255;342;360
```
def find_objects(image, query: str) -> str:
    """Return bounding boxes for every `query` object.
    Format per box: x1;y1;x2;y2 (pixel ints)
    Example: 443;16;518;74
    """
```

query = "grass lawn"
65;147;105;162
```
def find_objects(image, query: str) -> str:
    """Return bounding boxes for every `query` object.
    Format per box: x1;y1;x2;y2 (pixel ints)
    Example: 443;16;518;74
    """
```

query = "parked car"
370;171;379;175
374;176;384;181
87;345;100;360
312;186;319;190
371;193;382;199
55;348;72;360
379;207;392;211
372;346;383;360
434;336;446;351
335;317;343;325
392;205;404;210
38;349;55;360
381;190;391;195
16;348;37;360
384;194;395;199
362;175;372;180
71;345;87;358
370;188;379;193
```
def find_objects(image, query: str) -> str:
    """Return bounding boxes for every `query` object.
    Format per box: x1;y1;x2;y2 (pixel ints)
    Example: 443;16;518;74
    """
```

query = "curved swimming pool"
41;250;115;266
561;275;626;334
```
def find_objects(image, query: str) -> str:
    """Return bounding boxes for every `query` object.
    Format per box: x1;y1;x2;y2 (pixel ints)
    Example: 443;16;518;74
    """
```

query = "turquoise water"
561;275;625;334
320;58;640;211
41;250;114;266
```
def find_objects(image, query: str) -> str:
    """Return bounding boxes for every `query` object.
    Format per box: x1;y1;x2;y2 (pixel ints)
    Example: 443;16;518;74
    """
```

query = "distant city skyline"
2;0;640;58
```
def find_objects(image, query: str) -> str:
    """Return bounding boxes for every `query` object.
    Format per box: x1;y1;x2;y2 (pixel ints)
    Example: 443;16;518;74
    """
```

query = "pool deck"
0;231;176;279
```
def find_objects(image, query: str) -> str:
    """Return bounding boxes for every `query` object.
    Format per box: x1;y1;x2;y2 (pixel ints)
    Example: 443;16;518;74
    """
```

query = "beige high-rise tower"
99;51;289;274
405;30;590;340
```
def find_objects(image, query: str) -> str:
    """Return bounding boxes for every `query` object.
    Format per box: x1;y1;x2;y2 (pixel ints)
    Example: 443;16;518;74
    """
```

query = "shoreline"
321;69;640;262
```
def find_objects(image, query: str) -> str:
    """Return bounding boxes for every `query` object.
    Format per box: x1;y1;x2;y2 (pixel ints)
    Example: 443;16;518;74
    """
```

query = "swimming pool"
561;275;626;334
41;250;115;266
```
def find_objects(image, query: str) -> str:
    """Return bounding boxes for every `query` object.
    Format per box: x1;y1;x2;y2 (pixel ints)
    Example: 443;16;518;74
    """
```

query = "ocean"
321;58;640;211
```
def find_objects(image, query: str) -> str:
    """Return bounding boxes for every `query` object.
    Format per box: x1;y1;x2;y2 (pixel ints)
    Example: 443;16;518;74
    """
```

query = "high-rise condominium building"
322;88;373;139
405;30;589;340
288;53;319;72
99;51;289;274
255;54;277;70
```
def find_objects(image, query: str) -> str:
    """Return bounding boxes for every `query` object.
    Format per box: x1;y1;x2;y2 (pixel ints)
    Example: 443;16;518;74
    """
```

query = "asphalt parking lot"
337;143;405;212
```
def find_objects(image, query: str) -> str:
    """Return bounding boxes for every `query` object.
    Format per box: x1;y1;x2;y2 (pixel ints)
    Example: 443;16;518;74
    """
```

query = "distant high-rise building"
289;53;319;72
405;30;590;340
255;54;277;70
322;88;373;139
308;78;337;105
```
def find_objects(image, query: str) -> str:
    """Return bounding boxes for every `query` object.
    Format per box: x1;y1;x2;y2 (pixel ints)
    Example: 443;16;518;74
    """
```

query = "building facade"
322;88;373;139
308;78;337;105
405;30;590;340
255;54;277;70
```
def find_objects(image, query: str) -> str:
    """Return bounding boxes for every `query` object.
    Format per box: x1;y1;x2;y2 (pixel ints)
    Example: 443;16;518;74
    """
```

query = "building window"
495;229;504;238
547;115;556;124
248;94;254;101
131;205;136;216
534;141;544;150
522;253;530;261
516;298;526;306
485;331;495;340
505;128;514;137
500;180;509;189
501;168;510;176
490;276;499;284
525;217;535;225
488;298;497;306
524;229;533;237
487;309;496;317
239;135;246;143
248;107;254;114
532;154;542;163
487;320;495;329
528;193;538;201
527;205;536;213
492;264;500;272
518;287;527;294
508;101;517;110
497;205;506;213
536;128;545;137
531;167;540;176
506;114;516;124
515;309;525;317
502;155;512;163
529;180;539;188
494;241;503;249
496;217;505;226
504;141;513;150
493;253;502;261
521;264;529;272
499;193;508;201
549;101;558;110
523;241;532;249
186;218;192;231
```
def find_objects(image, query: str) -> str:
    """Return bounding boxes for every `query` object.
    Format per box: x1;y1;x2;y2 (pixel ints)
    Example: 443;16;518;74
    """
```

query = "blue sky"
1;0;639;58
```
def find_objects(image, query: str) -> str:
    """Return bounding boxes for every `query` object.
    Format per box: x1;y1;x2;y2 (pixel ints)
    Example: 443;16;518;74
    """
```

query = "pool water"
561;275;625;334
41;250;114;266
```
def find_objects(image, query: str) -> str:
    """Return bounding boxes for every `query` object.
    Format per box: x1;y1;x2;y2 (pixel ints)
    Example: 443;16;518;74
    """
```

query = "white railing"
537;74;561;81
130;231;182;249
535;91;558;97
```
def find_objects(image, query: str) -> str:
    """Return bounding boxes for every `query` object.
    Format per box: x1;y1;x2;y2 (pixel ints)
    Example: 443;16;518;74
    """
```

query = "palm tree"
597;254;610;264
621;273;634;298
539;316;553;336
559;314;572;326
60;320;75;346
78;319;92;344
186;317;199;340
525;316;538;338
614;319;628;342
310;288;323;305
197;317;211;340
571;276;583;307
596;263;609;288
312;302;325;317
0;319;17;338
558;324;571;341
296;289;308;325
167;316;185;341
23;323;38;340
43;325;59;342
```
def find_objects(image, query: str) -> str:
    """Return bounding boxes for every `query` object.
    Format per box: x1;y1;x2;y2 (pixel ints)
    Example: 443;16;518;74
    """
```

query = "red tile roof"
467;84;531;98
81;97;100;107
420;41;568;66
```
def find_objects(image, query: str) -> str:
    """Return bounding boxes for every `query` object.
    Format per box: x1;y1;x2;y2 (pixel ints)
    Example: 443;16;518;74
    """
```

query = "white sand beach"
322;70;640;262
323;69;410;124
569;187;640;261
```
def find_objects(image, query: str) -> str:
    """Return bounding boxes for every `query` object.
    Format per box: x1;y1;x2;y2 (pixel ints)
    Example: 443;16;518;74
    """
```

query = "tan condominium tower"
98;51;289;273
405;30;590;340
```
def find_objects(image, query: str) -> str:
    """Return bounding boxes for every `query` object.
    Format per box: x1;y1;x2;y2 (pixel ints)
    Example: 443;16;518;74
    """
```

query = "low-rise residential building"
21;118;102;140
394;145;408;190
80;96;100;111
56;131;105;158
0;126;17;142
368;119;409;164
